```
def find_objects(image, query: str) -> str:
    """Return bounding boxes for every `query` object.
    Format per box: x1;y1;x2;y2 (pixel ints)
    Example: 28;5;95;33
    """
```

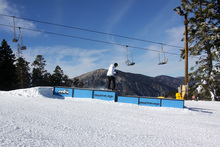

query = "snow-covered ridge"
0;87;60;99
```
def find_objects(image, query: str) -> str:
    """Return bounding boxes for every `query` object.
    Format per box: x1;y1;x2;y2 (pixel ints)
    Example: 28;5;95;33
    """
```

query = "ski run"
0;87;220;146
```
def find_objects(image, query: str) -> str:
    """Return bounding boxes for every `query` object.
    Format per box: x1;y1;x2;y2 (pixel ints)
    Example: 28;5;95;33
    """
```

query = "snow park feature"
53;87;184;108
1;87;220;146
54;87;118;102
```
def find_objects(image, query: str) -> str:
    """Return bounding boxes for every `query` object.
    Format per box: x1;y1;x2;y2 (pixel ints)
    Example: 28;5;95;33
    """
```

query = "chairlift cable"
0;14;184;49
0;23;183;57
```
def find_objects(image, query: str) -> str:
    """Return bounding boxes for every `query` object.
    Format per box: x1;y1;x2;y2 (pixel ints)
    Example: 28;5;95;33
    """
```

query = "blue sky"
0;0;195;78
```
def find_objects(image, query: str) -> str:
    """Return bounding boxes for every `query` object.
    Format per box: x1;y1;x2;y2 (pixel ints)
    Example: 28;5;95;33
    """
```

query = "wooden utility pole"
184;14;188;100
184;14;188;87
173;6;189;100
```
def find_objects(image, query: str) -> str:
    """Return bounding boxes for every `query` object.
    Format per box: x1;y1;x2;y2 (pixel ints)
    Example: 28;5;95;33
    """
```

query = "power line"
0;13;184;49
0;23;181;56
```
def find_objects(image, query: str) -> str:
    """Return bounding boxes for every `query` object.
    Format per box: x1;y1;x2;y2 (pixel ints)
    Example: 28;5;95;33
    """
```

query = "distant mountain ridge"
75;69;184;97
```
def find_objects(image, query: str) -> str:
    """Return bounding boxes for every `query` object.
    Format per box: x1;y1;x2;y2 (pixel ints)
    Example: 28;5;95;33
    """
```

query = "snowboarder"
107;63;118;91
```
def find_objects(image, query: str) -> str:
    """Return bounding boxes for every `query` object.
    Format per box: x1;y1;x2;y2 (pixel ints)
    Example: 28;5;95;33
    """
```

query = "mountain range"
75;69;184;97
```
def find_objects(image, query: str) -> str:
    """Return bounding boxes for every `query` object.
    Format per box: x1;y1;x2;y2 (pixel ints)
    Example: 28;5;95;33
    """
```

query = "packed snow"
0;87;220;147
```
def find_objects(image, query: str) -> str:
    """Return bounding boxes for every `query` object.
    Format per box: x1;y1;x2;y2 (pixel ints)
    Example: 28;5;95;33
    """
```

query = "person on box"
107;63;118;91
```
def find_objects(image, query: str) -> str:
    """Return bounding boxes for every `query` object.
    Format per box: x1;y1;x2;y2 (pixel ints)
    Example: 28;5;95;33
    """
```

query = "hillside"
75;69;184;97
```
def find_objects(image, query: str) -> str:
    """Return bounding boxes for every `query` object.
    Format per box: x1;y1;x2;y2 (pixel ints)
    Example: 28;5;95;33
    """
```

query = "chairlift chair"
158;44;168;65
12;17;26;50
12;16;18;42
18;27;26;50
125;45;135;66
21;46;26;50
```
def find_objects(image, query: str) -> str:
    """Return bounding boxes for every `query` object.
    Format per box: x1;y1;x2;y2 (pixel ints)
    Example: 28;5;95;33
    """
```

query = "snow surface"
0;87;220;147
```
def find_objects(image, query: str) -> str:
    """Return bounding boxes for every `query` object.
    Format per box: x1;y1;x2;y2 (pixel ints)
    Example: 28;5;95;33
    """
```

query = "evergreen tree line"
0;39;83;91
179;0;220;101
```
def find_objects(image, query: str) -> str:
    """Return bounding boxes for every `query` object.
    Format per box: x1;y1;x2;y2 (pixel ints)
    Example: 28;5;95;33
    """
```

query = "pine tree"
16;57;31;88
31;55;47;86
43;72;52;86
50;65;74;87
51;65;64;86
73;78;84;88
63;75;73;87
180;0;220;100
0;39;17;90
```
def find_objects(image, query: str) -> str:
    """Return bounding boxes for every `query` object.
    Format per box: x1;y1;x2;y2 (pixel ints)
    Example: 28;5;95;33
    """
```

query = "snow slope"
0;87;220;147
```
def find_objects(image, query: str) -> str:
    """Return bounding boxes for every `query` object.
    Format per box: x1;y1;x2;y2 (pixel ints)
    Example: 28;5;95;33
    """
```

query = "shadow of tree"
186;107;213;114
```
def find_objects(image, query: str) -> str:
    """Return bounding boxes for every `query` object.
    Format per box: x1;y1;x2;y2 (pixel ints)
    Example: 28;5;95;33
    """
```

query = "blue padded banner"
161;99;184;108
93;91;116;101
53;87;73;97
139;98;161;107
117;96;139;104
74;89;93;98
